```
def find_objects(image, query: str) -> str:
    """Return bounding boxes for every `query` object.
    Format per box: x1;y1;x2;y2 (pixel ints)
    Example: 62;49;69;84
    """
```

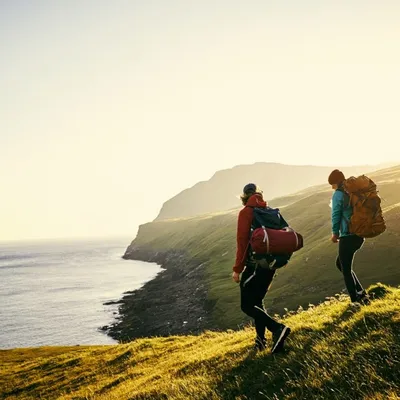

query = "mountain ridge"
156;162;397;221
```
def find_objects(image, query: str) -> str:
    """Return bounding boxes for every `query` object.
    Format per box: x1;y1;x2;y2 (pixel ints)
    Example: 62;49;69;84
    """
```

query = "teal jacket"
331;189;352;237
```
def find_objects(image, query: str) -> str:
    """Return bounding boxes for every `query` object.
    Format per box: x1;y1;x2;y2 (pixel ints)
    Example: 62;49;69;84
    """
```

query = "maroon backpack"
250;226;303;255
249;207;304;255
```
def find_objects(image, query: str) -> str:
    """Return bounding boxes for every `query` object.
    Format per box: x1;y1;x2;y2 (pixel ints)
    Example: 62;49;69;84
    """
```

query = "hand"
232;271;241;283
331;234;339;243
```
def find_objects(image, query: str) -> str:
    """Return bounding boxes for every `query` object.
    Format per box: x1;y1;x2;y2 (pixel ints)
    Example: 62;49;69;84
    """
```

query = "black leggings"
336;235;365;302
240;265;281;340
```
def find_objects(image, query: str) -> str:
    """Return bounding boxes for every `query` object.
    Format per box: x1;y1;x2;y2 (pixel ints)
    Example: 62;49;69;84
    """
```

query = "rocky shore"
103;246;214;342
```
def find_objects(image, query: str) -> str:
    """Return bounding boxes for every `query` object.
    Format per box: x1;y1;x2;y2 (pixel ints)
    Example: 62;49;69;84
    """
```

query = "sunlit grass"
1;284;399;400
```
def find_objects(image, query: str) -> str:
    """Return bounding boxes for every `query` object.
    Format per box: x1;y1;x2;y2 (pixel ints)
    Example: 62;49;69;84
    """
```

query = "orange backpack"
343;175;386;238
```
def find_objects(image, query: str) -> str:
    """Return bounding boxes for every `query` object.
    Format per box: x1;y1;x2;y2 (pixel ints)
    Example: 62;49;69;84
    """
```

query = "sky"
1;0;399;241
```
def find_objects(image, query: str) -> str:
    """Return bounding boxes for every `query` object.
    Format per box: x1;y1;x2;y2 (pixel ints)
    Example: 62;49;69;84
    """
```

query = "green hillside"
1;284;399;400
127;165;400;329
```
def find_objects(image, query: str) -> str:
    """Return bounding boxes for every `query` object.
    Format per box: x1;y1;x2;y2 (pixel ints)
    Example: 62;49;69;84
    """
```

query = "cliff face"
104;246;214;342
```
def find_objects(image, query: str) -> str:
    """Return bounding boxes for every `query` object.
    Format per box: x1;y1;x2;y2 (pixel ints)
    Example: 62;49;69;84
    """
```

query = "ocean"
0;237;162;349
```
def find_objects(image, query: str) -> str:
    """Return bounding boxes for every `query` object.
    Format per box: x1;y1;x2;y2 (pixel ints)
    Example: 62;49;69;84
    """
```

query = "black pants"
240;265;281;340
336;235;365;302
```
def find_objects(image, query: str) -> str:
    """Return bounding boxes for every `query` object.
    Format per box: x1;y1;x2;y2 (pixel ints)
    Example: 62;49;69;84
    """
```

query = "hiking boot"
349;301;362;311
253;337;267;352
271;325;291;354
356;291;371;305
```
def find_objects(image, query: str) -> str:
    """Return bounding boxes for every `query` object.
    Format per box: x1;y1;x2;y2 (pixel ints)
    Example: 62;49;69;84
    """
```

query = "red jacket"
233;194;267;273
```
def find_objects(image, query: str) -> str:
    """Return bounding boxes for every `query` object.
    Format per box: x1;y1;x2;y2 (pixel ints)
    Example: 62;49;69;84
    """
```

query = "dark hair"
243;183;257;194
328;169;345;185
240;185;263;205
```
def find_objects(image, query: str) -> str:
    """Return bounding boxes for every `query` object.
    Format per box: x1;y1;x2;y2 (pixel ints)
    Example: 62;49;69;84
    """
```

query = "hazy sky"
1;0;399;241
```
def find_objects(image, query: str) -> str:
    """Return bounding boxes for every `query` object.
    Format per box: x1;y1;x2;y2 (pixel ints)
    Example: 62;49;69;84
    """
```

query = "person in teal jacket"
328;169;370;305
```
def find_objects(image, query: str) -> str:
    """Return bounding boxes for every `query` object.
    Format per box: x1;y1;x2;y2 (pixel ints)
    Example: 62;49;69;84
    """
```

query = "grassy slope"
130;165;400;329
1;284;399;400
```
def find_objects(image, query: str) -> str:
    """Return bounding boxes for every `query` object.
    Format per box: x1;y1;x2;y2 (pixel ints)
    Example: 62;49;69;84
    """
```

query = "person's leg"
335;255;342;272
253;268;291;353
338;236;364;302
351;237;368;300
252;268;281;335
336;253;363;293
240;266;281;346
352;271;364;294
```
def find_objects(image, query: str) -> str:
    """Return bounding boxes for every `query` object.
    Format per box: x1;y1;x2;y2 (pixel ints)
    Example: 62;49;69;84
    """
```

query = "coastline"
103;246;214;342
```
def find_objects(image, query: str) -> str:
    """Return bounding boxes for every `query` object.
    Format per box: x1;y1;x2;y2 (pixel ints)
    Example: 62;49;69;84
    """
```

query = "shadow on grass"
211;294;399;400
367;283;391;300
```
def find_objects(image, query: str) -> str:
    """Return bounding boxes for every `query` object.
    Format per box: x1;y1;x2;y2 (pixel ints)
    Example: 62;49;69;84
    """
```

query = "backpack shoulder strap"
337;187;351;209
251;207;264;228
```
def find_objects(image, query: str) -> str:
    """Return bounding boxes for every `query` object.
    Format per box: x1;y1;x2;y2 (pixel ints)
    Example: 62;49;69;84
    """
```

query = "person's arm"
232;207;253;274
331;190;344;237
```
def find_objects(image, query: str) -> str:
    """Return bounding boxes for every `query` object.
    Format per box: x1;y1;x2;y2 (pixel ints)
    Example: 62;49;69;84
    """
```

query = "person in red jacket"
232;183;291;353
